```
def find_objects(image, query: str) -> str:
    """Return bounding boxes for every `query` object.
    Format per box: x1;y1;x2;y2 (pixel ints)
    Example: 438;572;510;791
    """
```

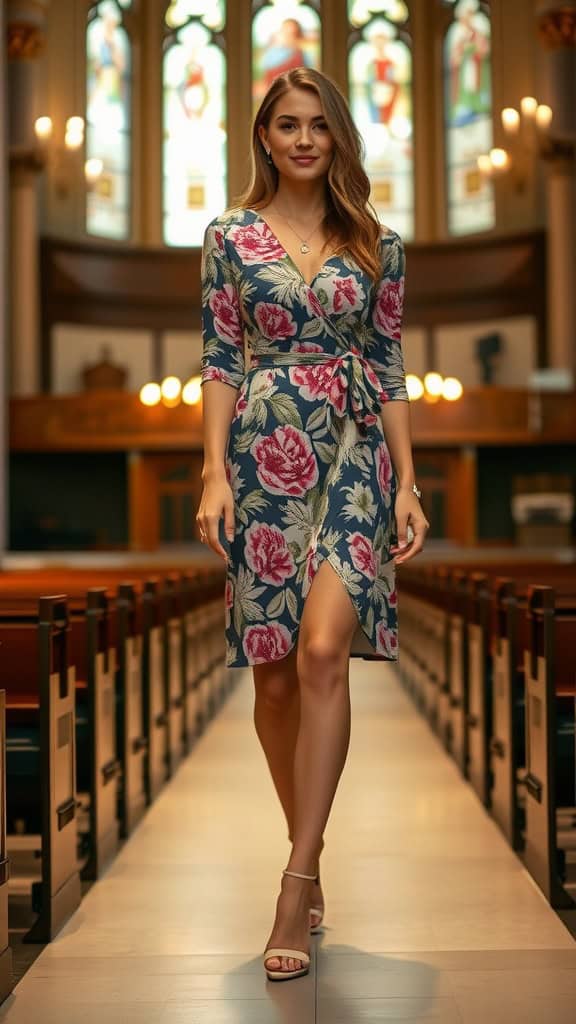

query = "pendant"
300;243;310;254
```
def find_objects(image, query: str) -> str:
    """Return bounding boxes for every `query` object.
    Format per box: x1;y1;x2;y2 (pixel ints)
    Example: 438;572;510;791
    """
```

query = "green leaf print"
286;588;299;622
314;441;335;464
234;427;259;453
365;606;374;636
299;317;325;339
267;393;303;429
305;405;328;433
243;398;268;430
243;598;266;622
266;591;286;619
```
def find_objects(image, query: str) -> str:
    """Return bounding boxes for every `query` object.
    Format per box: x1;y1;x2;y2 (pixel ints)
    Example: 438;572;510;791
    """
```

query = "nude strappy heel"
263;869;317;982
309;869;324;933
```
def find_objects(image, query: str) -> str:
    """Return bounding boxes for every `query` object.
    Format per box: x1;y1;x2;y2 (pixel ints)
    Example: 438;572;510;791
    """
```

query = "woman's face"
259;87;334;183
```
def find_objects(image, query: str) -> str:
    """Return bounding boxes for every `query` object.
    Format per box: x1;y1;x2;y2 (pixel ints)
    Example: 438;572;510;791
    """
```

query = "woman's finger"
205;512;228;561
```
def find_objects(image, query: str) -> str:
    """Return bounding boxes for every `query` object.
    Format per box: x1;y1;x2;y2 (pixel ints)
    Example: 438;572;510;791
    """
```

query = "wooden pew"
521;585;576;908
0;691;12;1000
1;596;81;942
116;582;147;836
0;582;121;882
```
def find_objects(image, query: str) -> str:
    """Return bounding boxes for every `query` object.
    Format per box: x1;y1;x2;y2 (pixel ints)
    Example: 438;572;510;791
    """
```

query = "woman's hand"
391;488;429;565
196;469;235;562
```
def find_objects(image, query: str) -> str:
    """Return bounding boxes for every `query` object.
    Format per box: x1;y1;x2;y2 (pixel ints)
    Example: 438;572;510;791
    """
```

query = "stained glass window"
348;1;413;240
443;0;494;235
163;1;226;247
252;0;321;112
86;0;133;239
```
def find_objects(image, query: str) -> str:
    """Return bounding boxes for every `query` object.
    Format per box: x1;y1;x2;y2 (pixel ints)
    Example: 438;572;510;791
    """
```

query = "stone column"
7;0;50;396
536;2;576;375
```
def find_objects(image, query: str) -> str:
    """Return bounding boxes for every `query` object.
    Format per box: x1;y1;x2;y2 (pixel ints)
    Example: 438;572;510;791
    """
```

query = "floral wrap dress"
200;207;408;667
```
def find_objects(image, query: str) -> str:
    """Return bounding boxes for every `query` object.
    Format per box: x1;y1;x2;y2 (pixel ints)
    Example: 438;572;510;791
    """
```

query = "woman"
197;67;429;982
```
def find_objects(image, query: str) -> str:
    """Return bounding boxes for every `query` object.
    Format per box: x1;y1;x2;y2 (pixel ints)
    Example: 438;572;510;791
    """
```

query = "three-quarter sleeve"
365;231;408;402
200;217;245;390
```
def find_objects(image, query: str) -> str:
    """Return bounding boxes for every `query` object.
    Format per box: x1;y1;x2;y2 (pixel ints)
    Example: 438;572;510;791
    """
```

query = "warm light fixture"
139;382;162;407
182;376;202;405
404;372;463;403
139;374;203;408
64;115;85;150
423;372;444;397
479;95;556;192
441;376;464;402
34;116;53;141
85;157;103;185
405;373;424;401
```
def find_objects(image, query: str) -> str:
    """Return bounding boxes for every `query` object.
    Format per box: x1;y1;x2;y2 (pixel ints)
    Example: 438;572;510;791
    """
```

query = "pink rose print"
243;622;292;664
293;342;323;354
332;276;359;313
388;588;398;608
254;301;298;341
376;443;393;495
288;361;347;416
348;532;377;579
376;622;398;657
251;425;319;497
214;228;225;253
225;579;234;609
202;367;230;384
373;276;405;341
244;522;296;586
234;389;248;416
306;290;325;318
209;284;242;346
228;223;285;265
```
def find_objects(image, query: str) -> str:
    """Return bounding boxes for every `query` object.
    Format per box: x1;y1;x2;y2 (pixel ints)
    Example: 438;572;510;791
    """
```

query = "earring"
264;147;273;165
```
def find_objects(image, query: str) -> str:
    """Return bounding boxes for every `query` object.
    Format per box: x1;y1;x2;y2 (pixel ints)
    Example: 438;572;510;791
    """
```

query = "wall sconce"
139;375;203;408
476;96;556;193
406;372;463;403
33;114;102;197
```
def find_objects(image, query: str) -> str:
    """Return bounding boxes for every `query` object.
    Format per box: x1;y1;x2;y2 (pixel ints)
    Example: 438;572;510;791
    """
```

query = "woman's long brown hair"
231;67;383;284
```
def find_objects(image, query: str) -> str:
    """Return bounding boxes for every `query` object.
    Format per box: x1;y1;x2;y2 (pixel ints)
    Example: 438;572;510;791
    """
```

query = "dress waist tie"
250;350;387;434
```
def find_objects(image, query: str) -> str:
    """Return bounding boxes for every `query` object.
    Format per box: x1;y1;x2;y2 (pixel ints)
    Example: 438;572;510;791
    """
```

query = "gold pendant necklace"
271;204;325;254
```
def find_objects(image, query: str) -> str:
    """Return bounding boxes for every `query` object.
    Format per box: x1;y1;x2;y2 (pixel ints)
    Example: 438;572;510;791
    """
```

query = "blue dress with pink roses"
200;207;408;667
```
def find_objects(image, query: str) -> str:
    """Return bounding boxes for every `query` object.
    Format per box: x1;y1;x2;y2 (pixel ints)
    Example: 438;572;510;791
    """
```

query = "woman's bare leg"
265;560;358;972
253;650;325;913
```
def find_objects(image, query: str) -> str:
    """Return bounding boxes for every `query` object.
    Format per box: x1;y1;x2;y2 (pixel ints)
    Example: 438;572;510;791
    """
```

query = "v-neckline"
246;208;340;291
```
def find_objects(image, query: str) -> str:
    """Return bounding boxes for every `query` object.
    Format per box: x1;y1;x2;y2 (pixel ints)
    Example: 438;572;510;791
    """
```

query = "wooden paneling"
9;388;576;453
40;228;548;388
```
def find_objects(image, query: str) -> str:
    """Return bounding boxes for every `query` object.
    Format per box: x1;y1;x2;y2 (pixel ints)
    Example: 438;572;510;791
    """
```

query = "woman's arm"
196;217;245;561
366;230;429;564
379;400;428;565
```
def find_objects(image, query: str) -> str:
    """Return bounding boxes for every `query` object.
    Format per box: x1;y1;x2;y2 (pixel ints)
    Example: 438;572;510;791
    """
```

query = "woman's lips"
290;156;318;165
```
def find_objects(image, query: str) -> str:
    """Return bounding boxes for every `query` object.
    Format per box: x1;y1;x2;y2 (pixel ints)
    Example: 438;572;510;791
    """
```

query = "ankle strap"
283;869;318;881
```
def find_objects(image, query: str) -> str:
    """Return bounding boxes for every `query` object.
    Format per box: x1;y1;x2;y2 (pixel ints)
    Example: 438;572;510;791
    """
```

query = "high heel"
309;870;324;934
263;869;317;982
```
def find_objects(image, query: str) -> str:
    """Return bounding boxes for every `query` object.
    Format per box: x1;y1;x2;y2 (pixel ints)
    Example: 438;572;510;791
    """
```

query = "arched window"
163;1;227;247
348;1;413;240
252;0;321;112
443;0;493;235
86;0;133;239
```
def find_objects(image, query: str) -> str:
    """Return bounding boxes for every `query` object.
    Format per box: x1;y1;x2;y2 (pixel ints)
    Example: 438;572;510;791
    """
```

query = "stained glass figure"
348;2;413;239
86;0;132;239
252;1;321;110
163;1;226;246
444;0;494;234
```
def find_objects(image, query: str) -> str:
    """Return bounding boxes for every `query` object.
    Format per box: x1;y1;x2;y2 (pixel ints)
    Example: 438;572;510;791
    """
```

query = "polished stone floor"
1;661;575;1023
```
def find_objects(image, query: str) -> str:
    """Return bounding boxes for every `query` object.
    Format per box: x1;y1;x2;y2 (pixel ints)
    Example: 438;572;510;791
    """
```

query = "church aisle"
1;663;575;1024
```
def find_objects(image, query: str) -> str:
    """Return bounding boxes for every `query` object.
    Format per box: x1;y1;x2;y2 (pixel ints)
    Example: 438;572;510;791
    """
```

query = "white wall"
52;324;155;394
435;316;537;388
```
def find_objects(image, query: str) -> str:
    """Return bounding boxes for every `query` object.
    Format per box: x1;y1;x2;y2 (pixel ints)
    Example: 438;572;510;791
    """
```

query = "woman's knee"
297;633;347;692
254;667;298;712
